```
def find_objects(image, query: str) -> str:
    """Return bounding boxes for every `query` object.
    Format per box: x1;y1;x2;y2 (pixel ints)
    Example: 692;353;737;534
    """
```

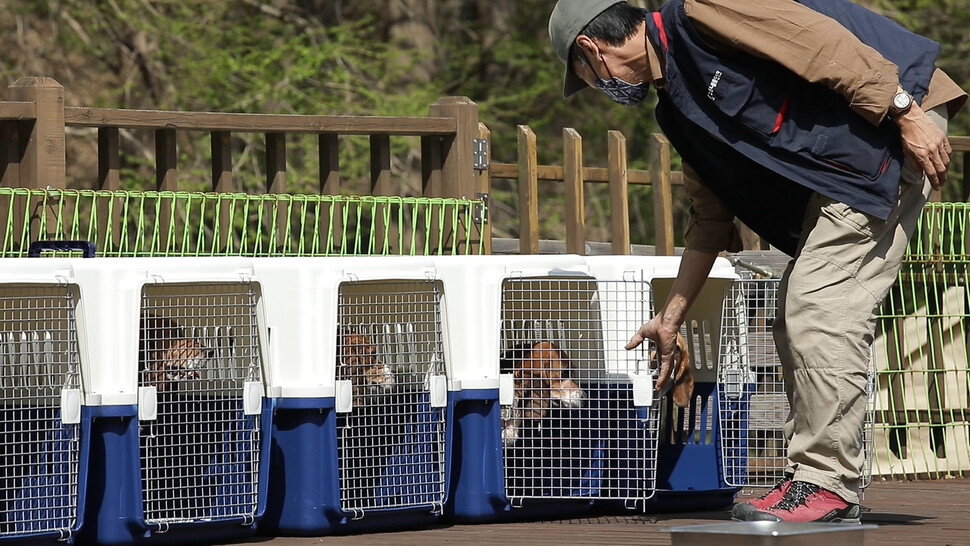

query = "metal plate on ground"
664;521;877;546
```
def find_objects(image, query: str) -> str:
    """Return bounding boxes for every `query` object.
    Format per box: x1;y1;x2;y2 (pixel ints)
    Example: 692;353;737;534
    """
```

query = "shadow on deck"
232;478;970;545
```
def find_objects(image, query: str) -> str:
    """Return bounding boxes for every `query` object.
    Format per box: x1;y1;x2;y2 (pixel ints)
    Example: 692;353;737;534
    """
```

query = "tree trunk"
387;0;438;83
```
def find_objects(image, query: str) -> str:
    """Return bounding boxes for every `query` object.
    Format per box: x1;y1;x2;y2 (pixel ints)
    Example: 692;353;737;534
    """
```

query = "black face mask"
596;75;651;106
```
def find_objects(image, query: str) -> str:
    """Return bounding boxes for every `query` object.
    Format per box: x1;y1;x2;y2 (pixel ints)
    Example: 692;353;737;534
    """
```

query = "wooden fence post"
651;133;675;256
477;122;492;255
98;127;122;253
370;134;395;254
266;132;287;252
428;97;479;254
564;128;585;255
518;125;539;255
211;130;233;252
0;120;19;188
0;121;20;253
963;150;969;202
608;130;630;255
155;128;177;253
8;77;65;190
320;134;341;253
427;97;478;200
8;77;66;247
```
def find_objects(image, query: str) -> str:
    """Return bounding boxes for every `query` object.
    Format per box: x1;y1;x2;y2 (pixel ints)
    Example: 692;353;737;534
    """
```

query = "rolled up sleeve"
682;163;743;253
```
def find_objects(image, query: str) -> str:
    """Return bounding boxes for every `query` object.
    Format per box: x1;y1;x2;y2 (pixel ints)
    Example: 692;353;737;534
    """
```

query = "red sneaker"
730;476;792;521
746;481;861;523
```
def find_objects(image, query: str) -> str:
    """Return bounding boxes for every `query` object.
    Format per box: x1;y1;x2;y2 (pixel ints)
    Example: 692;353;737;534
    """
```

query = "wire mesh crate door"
717;278;876;489
336;280;448;515
499;277;658;504
138;283;263;527
0;285;82;538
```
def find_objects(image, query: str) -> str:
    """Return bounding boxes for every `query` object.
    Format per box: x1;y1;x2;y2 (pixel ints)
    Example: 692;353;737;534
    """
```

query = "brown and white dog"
336;332;395;397
649;331;694;408
139;314;210;392
500;340;584;446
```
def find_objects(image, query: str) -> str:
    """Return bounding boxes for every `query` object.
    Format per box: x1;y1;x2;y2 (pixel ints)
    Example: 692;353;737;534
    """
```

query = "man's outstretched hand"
626;317;679;391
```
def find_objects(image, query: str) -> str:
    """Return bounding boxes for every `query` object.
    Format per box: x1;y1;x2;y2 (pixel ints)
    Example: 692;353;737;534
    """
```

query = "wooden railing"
1;76;969;256
0;77;484;253
482;125;685;256
483;129;970;256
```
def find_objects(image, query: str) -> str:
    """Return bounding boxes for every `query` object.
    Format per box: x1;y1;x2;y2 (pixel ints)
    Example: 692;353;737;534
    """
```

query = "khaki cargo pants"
773;106;948;504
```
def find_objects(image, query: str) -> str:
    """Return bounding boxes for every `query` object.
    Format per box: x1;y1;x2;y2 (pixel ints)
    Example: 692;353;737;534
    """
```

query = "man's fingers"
930;150;948;188
625;332;644;351
918;145;948;190
655;360;671;390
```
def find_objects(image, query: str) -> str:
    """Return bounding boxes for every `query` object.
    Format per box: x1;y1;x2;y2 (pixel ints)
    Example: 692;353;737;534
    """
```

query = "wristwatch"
889;90;913;119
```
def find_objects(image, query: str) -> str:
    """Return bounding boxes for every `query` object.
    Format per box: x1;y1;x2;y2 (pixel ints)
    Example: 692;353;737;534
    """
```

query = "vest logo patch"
707;70;722;101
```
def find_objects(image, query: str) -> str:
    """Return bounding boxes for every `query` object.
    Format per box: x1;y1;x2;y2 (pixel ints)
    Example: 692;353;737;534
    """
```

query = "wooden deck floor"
231;478;970;545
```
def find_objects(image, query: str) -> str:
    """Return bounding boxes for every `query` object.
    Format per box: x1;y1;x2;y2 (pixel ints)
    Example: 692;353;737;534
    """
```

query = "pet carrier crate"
0;258;88;544
717;276;876;492
626;257;744;511
253;257;451;535
69;258;271;545
434;255;662;522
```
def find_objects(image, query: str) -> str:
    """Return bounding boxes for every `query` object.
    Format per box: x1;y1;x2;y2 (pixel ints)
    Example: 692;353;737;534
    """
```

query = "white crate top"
70;256;257;284
69;257;261;406
430;255;591;390
0;254;746;402
250;257;440;397
584;255;738;281
432;254;590;279
0;257;78;283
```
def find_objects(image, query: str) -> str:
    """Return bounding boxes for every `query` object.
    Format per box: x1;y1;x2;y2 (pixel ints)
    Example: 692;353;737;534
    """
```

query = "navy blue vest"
645;0;940;254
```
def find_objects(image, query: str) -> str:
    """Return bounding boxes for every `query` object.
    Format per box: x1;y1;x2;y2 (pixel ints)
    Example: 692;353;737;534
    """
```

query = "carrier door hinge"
632;372;653;407
723;367;743;400
474;192;489;226
473;138;488;170
137;386;158;421
499;373;515;406
60;388;82;425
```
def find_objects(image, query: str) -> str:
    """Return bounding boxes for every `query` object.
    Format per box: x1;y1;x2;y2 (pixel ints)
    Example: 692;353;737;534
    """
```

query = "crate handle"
27;240;97;258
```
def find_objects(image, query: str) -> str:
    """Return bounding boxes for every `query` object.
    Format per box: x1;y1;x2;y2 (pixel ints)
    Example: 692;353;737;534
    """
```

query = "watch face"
893;93;912;109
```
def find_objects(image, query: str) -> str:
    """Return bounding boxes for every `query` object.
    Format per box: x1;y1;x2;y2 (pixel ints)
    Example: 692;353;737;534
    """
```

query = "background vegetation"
2;0;967;246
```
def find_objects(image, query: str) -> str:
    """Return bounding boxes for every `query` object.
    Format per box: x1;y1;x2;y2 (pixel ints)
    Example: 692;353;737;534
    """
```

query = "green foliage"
45;0;438;195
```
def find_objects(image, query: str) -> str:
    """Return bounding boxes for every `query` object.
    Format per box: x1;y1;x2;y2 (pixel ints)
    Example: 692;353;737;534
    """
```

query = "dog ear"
670;333;694;408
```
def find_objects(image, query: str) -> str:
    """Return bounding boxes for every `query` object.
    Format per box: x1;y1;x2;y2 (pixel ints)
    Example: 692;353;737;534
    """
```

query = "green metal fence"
0;188;485;257
874;202;970;479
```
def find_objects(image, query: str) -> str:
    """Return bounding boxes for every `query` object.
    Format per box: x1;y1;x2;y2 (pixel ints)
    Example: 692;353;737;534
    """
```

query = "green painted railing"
874;202;970;479
0;188;485;257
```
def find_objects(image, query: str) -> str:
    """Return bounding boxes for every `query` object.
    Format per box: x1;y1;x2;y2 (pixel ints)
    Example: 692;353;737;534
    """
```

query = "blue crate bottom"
336;391;447;512
0;406;85;543
449;383;654;523
449;382;738;522
262;390;450;536
79;400;271;545
140;397;263;525
501;383;654;501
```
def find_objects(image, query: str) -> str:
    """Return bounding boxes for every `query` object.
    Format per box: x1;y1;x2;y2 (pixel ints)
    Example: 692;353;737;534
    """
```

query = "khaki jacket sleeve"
684;0;898;126
683;163;743;253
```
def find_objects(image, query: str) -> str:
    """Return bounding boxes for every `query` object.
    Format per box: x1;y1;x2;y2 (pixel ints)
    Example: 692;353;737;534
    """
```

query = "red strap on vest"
773;96;790;134
652;12;669;51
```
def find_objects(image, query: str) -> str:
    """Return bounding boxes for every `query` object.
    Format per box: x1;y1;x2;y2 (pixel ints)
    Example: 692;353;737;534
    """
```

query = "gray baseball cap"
549;0;627;98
